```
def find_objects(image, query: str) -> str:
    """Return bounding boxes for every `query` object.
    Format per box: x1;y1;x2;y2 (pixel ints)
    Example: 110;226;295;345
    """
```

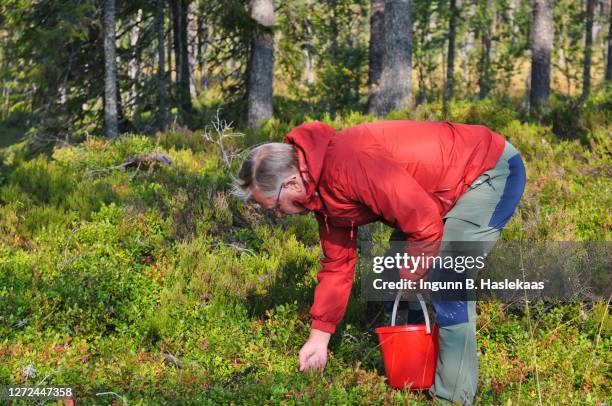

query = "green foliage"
0;0;610;401
0;99;610;403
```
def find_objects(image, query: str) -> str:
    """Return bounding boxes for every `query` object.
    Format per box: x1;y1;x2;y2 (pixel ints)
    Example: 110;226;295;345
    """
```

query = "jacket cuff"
311;319;337;334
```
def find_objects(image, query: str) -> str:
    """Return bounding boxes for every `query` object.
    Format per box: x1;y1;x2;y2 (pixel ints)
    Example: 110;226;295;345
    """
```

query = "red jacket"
284;120;505;334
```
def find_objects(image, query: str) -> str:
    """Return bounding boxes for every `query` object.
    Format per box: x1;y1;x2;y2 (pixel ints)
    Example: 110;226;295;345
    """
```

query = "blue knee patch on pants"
432;300;468;327
489;153;526;230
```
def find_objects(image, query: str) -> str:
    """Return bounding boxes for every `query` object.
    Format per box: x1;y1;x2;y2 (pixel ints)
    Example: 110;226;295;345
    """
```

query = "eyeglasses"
262;183;284;219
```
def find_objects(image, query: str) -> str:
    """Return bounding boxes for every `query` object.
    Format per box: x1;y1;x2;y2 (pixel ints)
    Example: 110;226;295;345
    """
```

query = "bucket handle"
390;290;431;334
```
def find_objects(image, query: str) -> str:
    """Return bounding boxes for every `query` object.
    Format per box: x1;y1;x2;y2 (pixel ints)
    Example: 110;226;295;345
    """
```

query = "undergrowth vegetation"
0;97;610;405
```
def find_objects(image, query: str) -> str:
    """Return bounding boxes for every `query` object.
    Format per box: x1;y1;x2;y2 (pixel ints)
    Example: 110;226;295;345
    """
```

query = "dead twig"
202;109;244;169
96;391;128;406
162;352;183;369
85;152;173;179
108;152;173;170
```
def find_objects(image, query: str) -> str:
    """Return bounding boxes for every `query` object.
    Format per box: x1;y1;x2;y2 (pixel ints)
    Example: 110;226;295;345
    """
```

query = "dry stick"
85;152;173;179
226;242;255;256
202;109;244;169
130;160;143;181
96;391;128;406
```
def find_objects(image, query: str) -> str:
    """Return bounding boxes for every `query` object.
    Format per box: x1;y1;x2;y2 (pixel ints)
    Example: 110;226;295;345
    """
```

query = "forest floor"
0;98;610;404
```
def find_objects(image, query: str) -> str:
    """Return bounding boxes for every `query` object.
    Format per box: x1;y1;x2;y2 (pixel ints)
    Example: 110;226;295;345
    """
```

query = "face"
250;172;309;218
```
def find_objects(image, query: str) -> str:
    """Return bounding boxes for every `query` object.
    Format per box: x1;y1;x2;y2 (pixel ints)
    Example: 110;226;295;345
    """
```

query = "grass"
0;97;610;405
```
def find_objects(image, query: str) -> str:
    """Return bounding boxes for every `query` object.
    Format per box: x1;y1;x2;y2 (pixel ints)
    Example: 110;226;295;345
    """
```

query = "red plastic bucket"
375;292;439;390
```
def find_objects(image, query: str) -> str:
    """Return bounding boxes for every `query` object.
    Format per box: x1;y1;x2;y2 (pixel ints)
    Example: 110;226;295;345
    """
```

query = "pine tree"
103;0;119;138
582;0;595;99
367;0;385;99
368;0;413;116
530;0;553;113
444;0;458;107
246;0;275;129
156;0;168;130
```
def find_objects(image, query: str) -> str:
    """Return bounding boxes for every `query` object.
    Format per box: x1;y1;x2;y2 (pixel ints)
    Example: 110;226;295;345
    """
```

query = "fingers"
299;349;308;371
298;342;328;373
300;353;317;372
299;353;325;373
299;344;315;371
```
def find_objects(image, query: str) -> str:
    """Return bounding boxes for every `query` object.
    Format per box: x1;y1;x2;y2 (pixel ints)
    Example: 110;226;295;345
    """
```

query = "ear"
284;174;304;192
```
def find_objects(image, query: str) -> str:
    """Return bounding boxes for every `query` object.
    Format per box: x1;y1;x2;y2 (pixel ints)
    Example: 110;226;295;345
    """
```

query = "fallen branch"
85;152;173;179
162;352;183;369
96;391;128;406
108;152;173;170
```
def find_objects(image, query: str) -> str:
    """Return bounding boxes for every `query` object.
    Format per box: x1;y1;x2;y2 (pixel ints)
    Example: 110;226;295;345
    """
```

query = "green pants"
391;141;526;405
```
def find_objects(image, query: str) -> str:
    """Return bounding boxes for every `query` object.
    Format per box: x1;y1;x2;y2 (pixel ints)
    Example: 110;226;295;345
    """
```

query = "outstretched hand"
298;328;331;372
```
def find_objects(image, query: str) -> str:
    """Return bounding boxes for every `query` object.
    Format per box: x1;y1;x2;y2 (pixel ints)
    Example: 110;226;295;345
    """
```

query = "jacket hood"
284;121;336;208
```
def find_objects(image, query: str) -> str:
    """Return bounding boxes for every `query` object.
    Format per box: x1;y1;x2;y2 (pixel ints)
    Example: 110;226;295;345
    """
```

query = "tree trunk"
196;7;208;91
173;0;192;114
414;1;432;104
461;26;474;94
367;0;385;89
478;0;493;99
529;0;553;113
129;9;143;109
246;0;275;130
167;4;173;82
171;0;181;84
607;0;612;81
444;0;457;106
103;0;118;138
582;0;595;100
1;35;7;119
156;0;168;130
478;30;492;98
368;0;413;117
187;1;198;98
304;20;314;85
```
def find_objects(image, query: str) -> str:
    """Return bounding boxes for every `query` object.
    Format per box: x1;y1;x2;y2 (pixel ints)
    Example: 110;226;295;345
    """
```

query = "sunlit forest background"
0;0;610;404
0;0;611;138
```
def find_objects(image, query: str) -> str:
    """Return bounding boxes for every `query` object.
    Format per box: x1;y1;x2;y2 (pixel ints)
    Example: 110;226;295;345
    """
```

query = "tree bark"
367;0;385;89
103;0;118;138
529;0;553;113
173;0;192;114
196;6;208;91
478;0;493;99
156;0;168;130
304;20;314;85
605;0;612;81
368;0;413;117
444;0;457;105
582;0;595;100
129;9;143;109
246;0;275;130
171;0;181;84
167;3;173;82
187;1;198;98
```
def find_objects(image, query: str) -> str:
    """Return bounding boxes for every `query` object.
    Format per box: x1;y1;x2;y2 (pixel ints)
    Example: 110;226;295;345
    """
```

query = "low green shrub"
0;98;609;404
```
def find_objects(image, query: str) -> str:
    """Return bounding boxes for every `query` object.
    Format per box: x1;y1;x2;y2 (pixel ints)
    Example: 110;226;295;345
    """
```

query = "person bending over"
233;120;526;405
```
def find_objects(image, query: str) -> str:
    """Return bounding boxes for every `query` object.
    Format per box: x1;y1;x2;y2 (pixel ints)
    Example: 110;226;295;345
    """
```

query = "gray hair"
232;143;298;200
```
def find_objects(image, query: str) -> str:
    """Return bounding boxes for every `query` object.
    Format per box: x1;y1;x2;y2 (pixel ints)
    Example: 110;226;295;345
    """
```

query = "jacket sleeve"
309;213;358;334
345;147;444;280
